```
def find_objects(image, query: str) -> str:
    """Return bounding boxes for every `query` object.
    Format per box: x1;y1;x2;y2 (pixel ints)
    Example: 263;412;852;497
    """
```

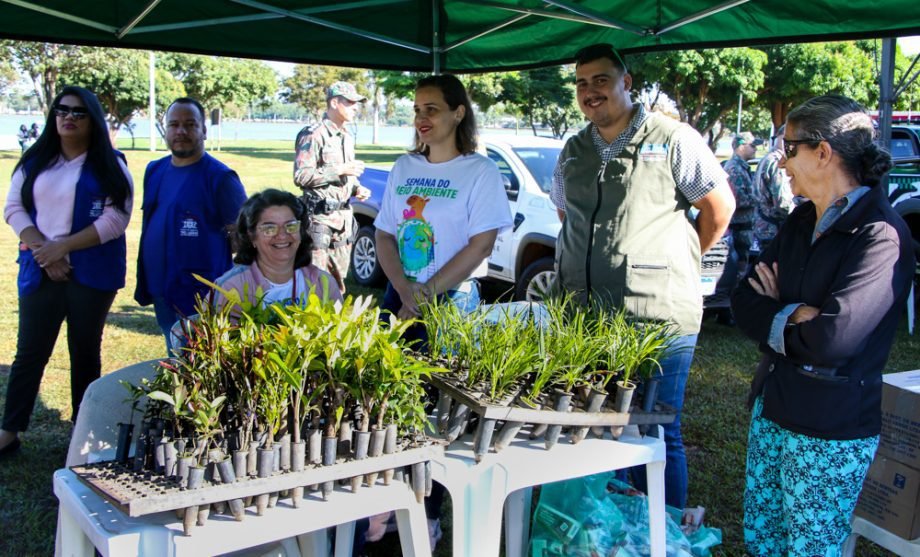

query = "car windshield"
512;147;560;193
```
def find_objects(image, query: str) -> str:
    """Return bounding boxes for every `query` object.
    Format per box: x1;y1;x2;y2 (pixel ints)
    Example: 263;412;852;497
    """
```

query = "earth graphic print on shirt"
396;194;435;276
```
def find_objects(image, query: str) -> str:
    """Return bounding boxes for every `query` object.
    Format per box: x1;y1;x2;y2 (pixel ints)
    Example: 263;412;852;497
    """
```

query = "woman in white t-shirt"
374;74;512;346
370;72;512;551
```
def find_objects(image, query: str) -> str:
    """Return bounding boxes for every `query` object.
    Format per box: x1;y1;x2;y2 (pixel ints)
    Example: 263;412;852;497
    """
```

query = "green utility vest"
557;113;702;335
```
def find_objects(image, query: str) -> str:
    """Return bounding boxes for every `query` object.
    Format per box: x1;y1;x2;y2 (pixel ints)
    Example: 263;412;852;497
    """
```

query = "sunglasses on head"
256;220;301;238
783;138;821;159
53;104;89;120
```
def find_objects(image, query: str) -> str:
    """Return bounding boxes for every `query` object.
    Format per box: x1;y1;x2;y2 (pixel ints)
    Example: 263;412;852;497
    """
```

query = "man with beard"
135;97;247;353
551;43;735;509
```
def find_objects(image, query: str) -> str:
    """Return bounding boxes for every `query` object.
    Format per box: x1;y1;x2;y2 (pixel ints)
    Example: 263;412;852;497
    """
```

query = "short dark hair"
167;97;207;124
232;189;313;268
411;74;478;156
574;43;628;73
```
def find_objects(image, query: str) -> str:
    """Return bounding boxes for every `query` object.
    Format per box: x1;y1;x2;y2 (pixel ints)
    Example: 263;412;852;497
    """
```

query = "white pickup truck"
350;134;728;302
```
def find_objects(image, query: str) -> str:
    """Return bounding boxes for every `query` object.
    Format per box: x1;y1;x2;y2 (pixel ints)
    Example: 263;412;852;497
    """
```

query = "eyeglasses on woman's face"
256;220;300;237
53;104;89;120
783;138;821;159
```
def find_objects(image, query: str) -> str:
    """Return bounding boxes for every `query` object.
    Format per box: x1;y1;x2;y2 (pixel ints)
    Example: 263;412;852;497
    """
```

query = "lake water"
0;113;537;149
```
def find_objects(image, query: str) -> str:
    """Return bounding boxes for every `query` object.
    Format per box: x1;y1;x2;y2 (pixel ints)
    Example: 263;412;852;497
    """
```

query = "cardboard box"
878;370;920;469
855;455;920;540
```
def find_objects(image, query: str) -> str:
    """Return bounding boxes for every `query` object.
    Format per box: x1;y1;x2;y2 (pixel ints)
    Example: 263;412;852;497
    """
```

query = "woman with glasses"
731;95;915;556
1;86;133;458
212;189;341;312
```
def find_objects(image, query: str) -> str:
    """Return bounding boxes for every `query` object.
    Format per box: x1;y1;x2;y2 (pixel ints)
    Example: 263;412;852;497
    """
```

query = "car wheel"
515;256;556;301
351;225;385;287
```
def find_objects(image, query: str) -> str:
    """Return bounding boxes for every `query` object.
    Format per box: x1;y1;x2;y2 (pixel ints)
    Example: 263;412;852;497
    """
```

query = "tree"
630;48;767;148
60;48;149;140
759;42;876;128
281;65;366;120
159;53;277;116
2;41;77;114
0;48;16;96
500;66;582;139
461;73;505;113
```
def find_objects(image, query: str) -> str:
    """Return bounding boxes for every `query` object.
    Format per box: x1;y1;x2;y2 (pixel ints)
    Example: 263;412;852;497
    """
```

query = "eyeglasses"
256;220;300;237
52;104;89;120
783;138;821;159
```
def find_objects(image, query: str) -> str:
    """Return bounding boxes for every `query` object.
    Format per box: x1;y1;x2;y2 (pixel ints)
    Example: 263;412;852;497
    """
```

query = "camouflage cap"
732;131;764;149
326;81;366;102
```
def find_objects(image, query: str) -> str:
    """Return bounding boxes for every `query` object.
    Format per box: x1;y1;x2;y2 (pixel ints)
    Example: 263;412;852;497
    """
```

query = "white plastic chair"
843;515;920;556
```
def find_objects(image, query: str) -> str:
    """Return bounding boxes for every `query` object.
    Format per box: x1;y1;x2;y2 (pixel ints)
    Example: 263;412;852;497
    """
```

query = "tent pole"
149;51;156;152
432;0;440;74
879;38;896;189
879;38;896;152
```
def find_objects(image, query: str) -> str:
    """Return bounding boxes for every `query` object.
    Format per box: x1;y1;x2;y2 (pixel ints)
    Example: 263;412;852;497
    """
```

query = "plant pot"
638;376;662;436
232;450;248;481
611;380;636;439
321;436;337;500
177;455;195;488
216;457;245;521
279;433;292;471
352;430;371;491
271;444;281;474
307;428;322;465
472;417;497;462
164;439;178;477
132;433;148;472
382;424;397;485
247;441;259;477
411;462;426;504
183;466;206;535
493;420;524;452
573;389;608;444
338;420;353;456
291;441;306;508
365;426;386;487
545;389;573;450
115;423;133;464
436;391;452;434
256;448;274;516
445;403;471;443
307;428;322;492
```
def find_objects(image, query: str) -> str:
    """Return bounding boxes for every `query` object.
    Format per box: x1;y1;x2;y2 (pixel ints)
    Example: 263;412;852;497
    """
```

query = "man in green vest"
551;43;735;509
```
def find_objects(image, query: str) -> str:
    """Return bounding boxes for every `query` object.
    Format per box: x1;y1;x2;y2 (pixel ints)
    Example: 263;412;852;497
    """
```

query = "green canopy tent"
0;0;917;73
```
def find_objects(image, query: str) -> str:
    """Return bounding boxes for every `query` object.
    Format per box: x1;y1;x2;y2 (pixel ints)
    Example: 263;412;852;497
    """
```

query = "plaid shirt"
551;104;725;211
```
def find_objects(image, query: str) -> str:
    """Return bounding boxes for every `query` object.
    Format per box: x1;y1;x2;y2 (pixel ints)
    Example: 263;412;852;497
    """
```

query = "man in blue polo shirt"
135;97;247;353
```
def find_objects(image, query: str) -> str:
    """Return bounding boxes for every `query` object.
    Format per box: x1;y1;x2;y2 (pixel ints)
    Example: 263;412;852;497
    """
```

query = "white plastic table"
54;468;431;557
843;515;920;556
432;424;667;557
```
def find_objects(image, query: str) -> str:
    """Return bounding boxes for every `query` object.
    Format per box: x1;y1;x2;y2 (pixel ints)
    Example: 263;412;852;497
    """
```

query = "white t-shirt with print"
375;152;513;284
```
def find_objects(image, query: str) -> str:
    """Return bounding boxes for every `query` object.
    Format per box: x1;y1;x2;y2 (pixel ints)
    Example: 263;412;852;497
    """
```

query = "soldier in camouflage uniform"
294;81;370;293
753;125;794;249
723;131;763;266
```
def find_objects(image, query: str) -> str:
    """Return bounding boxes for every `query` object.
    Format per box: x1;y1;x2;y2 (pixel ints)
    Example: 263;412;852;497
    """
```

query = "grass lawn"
0;139;913;556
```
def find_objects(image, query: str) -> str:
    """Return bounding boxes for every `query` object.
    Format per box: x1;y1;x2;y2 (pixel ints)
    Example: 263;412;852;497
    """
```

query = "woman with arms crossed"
732;95;915;556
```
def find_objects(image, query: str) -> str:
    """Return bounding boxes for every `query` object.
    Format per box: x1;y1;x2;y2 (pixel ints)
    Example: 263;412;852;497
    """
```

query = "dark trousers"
2;277;116;432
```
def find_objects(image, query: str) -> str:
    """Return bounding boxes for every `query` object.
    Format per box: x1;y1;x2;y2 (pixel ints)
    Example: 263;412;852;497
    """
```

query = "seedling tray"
71;441;443;519
429;374;675;461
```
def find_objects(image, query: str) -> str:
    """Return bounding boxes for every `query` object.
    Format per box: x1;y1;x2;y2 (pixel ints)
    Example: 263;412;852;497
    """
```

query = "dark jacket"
731;185;915;440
